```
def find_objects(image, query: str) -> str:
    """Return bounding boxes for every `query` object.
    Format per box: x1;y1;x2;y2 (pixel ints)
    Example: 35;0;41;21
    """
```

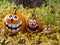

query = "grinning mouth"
43;28;52;33
28;25;38;32
4;20;22;33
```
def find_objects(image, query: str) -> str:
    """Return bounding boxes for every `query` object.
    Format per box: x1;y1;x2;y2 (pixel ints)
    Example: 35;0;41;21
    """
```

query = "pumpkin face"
27;18;42;32
43;27;54;34
2;12;26;34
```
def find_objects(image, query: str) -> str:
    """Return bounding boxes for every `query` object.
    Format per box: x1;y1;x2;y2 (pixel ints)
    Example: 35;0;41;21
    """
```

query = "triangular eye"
8;14;13;20
13;15;18;20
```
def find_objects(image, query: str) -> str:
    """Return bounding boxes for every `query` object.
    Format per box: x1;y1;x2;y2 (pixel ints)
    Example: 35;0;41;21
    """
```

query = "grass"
0;2;60;45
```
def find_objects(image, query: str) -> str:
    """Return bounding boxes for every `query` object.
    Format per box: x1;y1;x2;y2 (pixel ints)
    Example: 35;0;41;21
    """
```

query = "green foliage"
0;1;60;45
0;1;2;5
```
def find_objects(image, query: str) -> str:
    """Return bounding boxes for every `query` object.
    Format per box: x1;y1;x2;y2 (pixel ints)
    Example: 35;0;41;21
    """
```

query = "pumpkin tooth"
34;29;38;32
16;24;19;27
36;30;38;32
8;24;11;27
36;24;38;27
6;27;8;29
12;29;16;33
17;28;20;32
6;22;8;25
9;29;11;32
11;24;16;28
20;20;22;25
27;28;31;32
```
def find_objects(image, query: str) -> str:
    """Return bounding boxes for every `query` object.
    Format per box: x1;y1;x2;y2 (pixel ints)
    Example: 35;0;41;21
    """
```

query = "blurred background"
0;0;60;8
0;0;60;45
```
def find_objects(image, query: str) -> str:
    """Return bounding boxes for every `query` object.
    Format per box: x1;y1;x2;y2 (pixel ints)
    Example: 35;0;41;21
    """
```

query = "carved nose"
11;19;14;22
31;23;33;26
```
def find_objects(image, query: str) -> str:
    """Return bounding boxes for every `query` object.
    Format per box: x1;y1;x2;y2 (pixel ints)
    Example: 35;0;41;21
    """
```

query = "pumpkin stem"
31;8;36;19
14;5;20;15
32;13;36;19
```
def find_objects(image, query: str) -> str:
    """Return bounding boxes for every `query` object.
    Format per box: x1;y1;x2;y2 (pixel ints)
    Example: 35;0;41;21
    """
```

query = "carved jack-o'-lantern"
2;12;26;35
27;14;42;32
43;27;54;34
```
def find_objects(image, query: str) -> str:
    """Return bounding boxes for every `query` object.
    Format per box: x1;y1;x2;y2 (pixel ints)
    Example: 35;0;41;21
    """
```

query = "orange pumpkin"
27;14;42;32
43;27;54;34
2;12;26;35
